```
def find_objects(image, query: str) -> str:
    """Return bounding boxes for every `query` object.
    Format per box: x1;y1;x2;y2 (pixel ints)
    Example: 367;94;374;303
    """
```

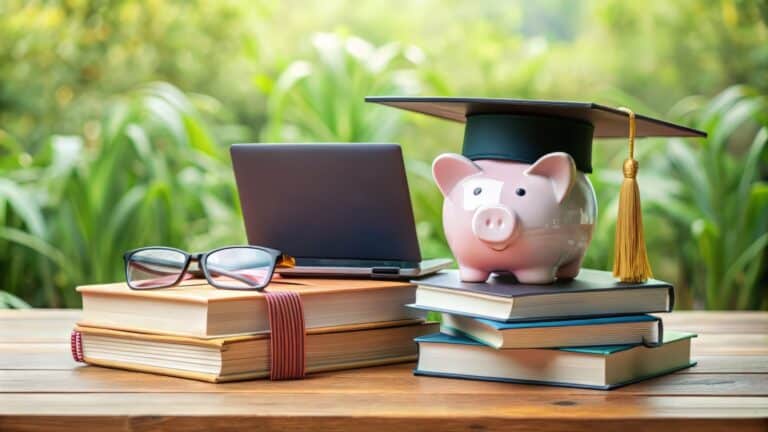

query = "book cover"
418;331;692;354
410;269;674;321
78;277;420;337
441;313;663;348
76;319;438;382
78;277;415;304
414;331;696;390
415;269;674;301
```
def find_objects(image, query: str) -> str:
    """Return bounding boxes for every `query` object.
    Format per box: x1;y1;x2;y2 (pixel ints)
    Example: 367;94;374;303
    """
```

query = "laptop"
230;143;452;278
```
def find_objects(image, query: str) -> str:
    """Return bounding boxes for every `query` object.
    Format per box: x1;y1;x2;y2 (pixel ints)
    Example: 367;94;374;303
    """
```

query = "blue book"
410;269;673;322
414;331;696;390
441;313;663;349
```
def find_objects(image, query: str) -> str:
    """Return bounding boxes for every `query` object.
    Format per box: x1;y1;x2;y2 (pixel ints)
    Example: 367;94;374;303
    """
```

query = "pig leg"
513;267;557;284
459;267;491;283
555;258;583;280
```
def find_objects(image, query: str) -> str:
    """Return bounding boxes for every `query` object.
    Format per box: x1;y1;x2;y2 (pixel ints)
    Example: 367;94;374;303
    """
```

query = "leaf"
47;135;84;177
0;227;74;280
144;95;188;148
141;82;194;114
722;233;768;308
0;178;46;237
737;127;768;202
101;185;147;252
745;183;768;235
698;85;753;128
691;219;721;307
711;98;765;153
183;114;219;158
125;124;151;159
0;291;30;309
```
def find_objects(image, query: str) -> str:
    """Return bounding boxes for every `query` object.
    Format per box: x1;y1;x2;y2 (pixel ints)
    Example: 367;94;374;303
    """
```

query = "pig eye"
515;188;526;197
473;187;482;196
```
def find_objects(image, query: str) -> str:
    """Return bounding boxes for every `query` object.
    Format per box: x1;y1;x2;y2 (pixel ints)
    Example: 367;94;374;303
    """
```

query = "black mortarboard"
366;96;707;283
364;97;706;173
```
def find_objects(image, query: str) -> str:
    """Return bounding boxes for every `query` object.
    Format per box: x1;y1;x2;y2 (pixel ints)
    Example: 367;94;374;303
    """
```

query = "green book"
415;330;696;390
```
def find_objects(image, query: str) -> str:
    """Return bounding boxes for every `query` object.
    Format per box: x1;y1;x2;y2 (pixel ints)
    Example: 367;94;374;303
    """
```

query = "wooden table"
1;310;766;431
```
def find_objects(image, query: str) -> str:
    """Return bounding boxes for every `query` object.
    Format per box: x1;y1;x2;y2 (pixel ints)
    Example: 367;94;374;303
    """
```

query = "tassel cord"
613;107;653;283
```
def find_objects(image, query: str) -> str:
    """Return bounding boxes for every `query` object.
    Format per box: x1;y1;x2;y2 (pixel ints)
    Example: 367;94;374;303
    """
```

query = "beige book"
76;320;438;382
77;278;421;338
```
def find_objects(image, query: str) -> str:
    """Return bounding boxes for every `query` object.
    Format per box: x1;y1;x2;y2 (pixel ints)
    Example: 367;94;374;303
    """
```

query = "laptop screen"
231;143;422;263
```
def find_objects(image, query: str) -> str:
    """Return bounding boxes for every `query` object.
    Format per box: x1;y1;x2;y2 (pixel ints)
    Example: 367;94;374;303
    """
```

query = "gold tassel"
613;107;653;282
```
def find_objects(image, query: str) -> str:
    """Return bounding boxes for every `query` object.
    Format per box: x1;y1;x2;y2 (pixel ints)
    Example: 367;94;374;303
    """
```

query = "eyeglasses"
123;246;295;290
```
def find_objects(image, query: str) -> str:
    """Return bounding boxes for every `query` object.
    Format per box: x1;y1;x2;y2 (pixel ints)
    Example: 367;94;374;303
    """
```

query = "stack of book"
410;269;696;390
74;278;437;382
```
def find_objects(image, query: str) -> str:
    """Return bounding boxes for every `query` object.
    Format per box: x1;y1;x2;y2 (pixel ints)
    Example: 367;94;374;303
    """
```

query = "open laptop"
230;143;452;278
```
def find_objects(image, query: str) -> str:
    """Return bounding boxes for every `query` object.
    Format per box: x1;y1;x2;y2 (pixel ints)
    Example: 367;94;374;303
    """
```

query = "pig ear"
432;153;482;196
524;152;577;204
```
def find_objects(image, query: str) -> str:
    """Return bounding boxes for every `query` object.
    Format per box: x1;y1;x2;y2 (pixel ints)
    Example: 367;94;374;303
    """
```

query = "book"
441;313;662;349
78;278;421;338
414;331;696;390
76;319;438;382
410;269;673;321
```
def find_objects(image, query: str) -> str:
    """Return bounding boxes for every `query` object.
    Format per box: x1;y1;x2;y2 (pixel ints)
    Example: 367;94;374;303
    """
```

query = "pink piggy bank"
433;152;596;284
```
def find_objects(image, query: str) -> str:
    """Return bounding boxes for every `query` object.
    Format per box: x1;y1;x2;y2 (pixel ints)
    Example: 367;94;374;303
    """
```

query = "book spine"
667;285;675;312
642;317;664;348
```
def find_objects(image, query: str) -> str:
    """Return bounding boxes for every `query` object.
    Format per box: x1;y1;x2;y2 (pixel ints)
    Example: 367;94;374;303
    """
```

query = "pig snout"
471;205;518;250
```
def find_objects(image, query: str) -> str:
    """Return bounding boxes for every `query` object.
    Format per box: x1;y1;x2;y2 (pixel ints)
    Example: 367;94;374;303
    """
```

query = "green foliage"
0;83;243;307
0;0;264;150
260;33;423;143
650;86;768;309
0;1;766;309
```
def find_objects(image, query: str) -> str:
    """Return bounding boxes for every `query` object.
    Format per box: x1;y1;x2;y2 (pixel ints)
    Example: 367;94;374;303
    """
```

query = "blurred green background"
1;0;766;309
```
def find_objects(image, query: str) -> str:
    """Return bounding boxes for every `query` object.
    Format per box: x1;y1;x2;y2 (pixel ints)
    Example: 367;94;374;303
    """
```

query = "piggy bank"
433;152;596;284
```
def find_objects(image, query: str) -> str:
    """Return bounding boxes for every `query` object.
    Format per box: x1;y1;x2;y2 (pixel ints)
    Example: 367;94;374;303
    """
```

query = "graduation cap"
365;96;706;283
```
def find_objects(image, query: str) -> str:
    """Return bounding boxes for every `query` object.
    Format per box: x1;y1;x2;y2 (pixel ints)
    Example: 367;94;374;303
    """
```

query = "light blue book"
441;313;662;349
414;331;696;390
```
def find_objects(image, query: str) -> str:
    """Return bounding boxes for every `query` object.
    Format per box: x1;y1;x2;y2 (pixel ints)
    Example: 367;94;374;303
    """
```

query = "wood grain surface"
0;310;766;431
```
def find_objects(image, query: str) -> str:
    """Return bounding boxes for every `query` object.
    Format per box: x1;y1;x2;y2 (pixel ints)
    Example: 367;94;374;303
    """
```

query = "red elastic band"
70;329;84;362
264;291;306;380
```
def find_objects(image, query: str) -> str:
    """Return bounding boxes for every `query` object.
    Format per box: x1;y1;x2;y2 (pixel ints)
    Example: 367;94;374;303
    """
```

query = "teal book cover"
415;331;697;390
473;314;658;330
442;314;664;348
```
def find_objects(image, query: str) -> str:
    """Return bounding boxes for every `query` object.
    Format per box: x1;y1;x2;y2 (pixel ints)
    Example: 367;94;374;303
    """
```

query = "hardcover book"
76;319;438;382
411;269;673;321
415;330;696;390
441;313;663;349
78;278;421;338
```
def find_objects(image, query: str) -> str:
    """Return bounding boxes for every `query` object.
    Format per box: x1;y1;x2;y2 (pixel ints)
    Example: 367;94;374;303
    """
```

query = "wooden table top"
0;310;766;431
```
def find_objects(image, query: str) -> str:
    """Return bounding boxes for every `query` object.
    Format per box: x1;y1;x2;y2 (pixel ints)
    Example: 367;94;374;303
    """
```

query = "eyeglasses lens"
127;249;187;289
204;247;274;289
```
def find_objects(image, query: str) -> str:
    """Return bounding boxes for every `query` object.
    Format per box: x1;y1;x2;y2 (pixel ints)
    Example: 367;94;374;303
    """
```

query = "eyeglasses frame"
123;245;293;291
